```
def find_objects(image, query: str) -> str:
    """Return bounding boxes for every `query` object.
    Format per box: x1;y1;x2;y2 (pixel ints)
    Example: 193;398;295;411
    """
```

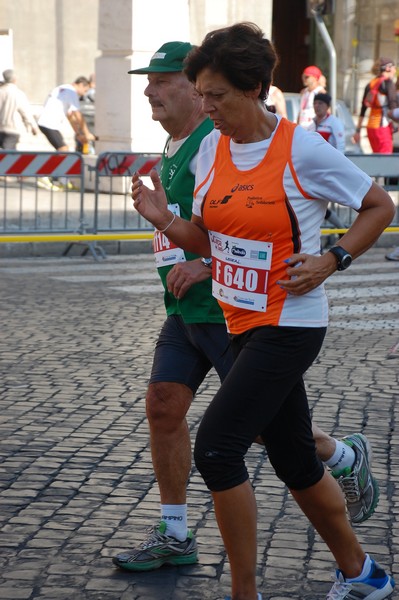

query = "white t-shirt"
298;85;325;129
192;117;372;328
38;84;80;130
308;114;345;153
193;119;370;221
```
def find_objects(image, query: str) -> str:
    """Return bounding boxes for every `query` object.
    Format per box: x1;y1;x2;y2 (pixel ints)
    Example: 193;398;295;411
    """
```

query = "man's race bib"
209;231;272;312
153;203;186;268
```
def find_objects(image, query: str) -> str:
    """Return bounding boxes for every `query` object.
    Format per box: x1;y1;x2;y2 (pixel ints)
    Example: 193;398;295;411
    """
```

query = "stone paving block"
0;587;34;599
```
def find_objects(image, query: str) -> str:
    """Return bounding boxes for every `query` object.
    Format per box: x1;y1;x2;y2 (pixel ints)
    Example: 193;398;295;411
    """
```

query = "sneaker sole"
112;551;198;572
352;475;380;523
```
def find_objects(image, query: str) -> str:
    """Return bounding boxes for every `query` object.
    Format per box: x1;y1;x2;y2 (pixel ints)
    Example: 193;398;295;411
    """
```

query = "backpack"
364;76;384;108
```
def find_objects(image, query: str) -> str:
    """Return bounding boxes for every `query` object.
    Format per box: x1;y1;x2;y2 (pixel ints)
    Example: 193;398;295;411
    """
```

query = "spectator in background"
353;57;397;153
309;92;345;152
0;69;38;150
297;64;326;129
37;76;95;190
266;83;287;118
309;92;348;243
38;76;95;152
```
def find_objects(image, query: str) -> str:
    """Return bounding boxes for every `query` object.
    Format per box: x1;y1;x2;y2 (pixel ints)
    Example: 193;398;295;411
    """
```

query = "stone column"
95;0;190;154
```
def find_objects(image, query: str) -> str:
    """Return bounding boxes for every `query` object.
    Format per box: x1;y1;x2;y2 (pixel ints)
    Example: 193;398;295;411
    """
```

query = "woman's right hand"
131;170;172;230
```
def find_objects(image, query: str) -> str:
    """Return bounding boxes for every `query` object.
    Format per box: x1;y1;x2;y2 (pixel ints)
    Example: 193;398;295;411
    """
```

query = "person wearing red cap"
298;65;326;129
353;57;397;153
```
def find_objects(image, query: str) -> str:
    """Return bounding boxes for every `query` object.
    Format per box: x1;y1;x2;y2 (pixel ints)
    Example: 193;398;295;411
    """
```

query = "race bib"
153;203;186;268
209;231;272;312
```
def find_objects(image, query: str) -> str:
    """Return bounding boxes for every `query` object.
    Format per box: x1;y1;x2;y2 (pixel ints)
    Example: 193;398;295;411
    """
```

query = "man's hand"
131;170;170;229
277;253;337;295
166;259;211;299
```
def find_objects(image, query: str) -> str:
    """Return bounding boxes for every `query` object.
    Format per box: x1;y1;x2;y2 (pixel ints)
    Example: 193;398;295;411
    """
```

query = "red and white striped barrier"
96;152;162;176
0;151;82;177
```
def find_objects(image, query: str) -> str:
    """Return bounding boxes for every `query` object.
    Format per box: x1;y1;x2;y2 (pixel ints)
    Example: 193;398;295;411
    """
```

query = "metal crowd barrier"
0;150;85;233
0;149;108;259
0;150;397;259
91;151;162;233
347;153;399;192
321;153;399;240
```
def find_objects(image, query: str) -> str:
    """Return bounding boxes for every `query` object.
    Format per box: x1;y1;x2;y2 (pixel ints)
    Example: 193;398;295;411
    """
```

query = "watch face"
341;254;352;269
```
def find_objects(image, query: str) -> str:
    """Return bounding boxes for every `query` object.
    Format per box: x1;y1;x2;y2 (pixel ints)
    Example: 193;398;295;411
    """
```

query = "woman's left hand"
277;253;337;295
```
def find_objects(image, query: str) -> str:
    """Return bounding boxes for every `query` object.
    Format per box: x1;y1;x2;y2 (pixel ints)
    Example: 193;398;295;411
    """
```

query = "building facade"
0;0;397;152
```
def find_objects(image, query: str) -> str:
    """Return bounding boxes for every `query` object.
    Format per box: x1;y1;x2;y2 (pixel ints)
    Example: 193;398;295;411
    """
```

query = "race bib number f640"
209;231;272;312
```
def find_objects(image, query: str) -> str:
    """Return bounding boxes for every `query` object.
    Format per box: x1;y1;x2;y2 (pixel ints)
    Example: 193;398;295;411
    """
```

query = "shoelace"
337;471;360;501
138;526;169;550
326;579;353;599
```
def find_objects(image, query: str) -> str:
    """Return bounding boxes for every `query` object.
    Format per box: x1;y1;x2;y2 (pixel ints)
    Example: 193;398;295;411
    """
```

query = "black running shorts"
149;315;233;394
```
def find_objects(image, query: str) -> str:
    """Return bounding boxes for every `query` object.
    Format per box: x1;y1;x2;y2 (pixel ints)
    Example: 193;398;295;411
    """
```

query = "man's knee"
146;382;192;430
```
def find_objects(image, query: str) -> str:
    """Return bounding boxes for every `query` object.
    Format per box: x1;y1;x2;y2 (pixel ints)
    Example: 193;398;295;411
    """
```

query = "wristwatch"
328;246;352;271
201;257;212;268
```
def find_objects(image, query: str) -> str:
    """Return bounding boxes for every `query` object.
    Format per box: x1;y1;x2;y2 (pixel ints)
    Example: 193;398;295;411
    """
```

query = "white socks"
161;504;188;541
346;554;372;582
324;440;356;473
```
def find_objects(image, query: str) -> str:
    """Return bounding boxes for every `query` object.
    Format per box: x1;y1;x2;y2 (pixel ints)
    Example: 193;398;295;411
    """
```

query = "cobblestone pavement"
0;247;398;600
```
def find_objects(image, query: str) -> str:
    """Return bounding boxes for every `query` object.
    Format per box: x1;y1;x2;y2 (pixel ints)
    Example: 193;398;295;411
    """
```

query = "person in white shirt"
309;92;345;152
37;76;95;190
266;84;287;118
297;65;326;130
309;92;347;240
0;69;38;149
38;76;95;152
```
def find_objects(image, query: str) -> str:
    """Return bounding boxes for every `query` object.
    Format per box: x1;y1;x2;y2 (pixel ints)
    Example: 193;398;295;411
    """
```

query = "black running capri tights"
194;325;327;492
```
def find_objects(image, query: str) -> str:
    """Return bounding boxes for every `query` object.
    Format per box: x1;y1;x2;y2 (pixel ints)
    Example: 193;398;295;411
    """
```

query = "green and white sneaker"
333;433;379;524
112;521;198;571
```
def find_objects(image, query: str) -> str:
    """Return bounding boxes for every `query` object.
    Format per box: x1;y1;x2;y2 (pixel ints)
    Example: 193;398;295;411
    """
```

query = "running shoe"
37;177;61;191
332;433;379;523
326;558;395;599
112;521;198;571
385;248;399;261
56;181;78;191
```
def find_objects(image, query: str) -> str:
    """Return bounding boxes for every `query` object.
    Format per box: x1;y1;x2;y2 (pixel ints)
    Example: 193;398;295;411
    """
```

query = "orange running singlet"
201;119;302;334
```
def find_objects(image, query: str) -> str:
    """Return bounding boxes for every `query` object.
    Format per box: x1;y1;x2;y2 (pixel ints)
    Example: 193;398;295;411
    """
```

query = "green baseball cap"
128;41;193;74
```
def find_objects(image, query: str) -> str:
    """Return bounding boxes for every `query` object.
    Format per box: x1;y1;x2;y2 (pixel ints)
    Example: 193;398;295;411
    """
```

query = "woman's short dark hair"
184;22;278;101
